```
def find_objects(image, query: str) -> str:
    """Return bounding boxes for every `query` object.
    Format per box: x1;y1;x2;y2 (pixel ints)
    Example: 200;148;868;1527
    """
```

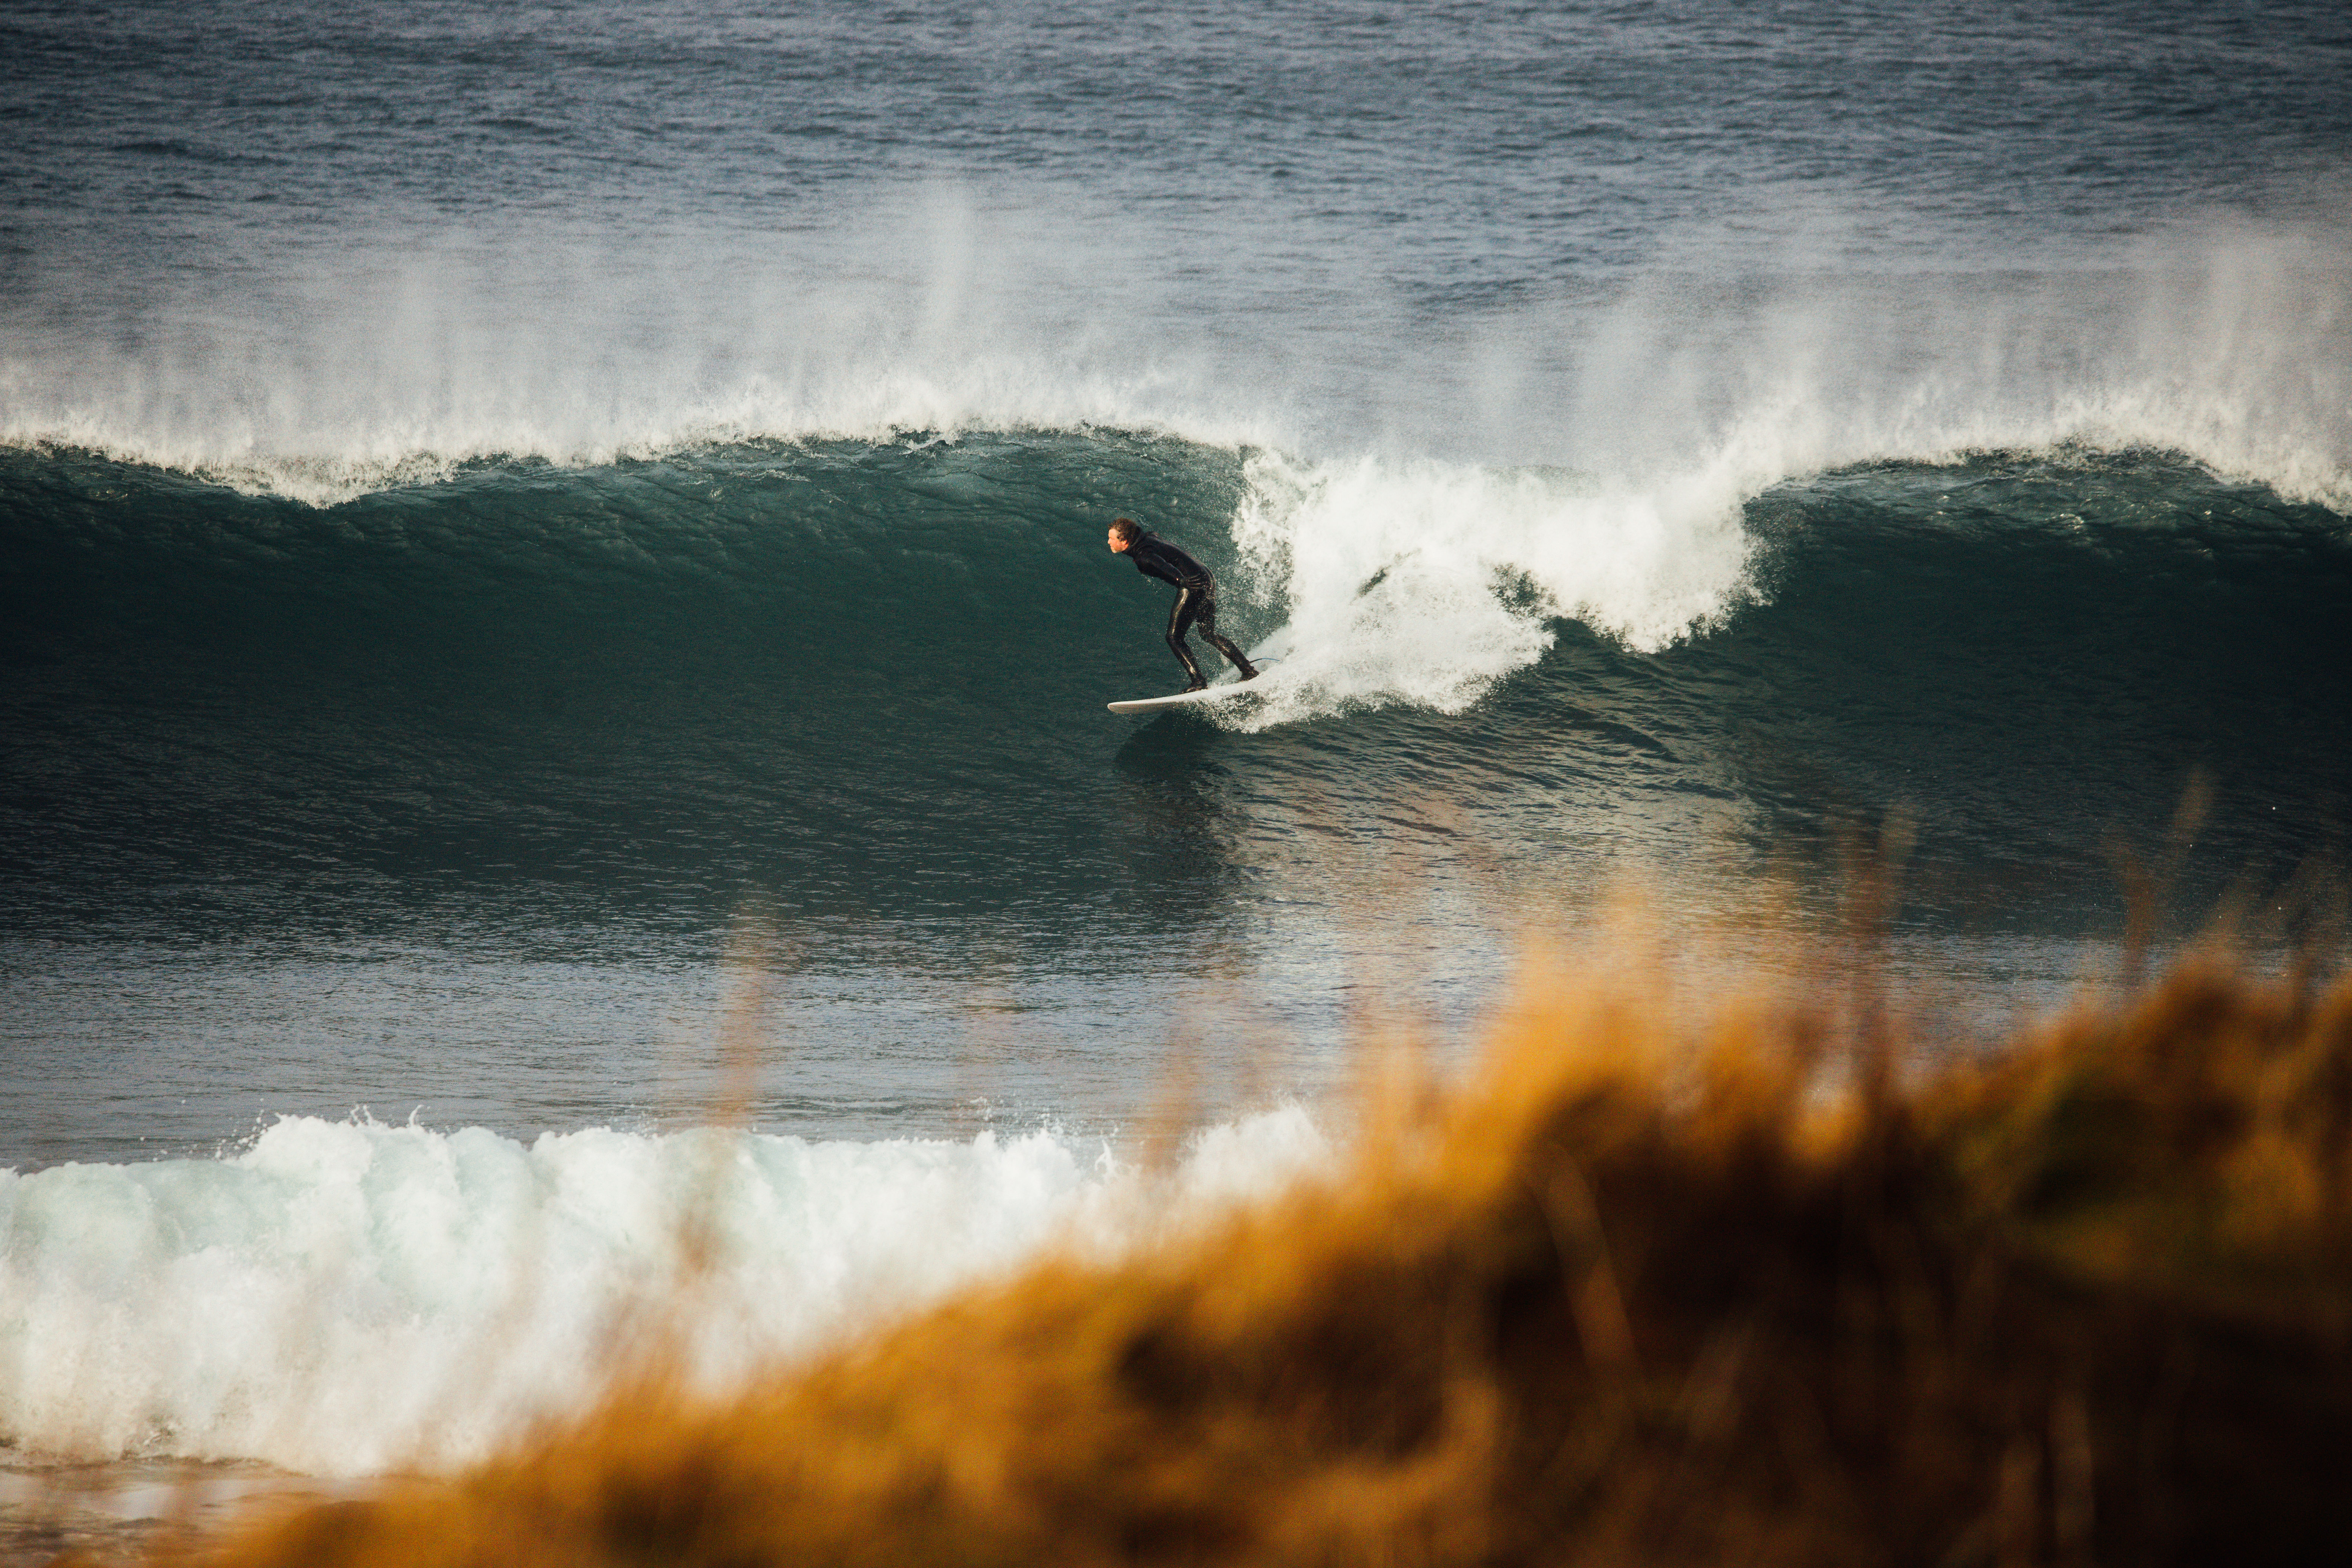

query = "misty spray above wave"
7;198;2347;492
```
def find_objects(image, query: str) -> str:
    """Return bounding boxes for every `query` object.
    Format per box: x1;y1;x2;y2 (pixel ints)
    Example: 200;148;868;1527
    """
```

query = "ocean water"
3;0;2350;1487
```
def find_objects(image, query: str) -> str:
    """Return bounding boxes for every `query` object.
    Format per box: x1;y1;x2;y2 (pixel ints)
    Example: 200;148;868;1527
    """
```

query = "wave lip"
6;212;2349;514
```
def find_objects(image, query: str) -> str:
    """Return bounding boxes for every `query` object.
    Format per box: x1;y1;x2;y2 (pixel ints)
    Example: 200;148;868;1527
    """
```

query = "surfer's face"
1107;527;1129;553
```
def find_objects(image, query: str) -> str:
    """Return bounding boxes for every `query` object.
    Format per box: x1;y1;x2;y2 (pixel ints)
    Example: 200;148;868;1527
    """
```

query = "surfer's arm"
1130;536;1211;589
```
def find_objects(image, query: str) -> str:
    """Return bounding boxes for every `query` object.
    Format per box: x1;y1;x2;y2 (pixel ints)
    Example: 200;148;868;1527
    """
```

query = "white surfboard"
1107;682;1259;715
1107;657;1281;715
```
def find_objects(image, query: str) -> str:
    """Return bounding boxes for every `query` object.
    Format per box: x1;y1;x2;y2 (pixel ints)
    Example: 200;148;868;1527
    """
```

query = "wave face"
5;435;2345;952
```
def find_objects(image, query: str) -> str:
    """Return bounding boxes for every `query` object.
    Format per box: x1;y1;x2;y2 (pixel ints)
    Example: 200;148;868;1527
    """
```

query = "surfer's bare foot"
1239;666;1260;681
1185;679;1208;692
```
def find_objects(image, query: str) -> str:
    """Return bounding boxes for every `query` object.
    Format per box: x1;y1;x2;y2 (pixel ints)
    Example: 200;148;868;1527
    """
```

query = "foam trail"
0;1109;1330;1475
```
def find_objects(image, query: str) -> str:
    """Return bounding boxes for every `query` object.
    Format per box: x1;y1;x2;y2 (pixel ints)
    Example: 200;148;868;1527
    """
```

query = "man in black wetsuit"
1107;516;1260;691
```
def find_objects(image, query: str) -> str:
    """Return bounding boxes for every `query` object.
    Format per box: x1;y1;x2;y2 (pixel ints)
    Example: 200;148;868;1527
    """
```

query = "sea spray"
5;206;2346;511
0;1107;1330;1475
1530;225;2352;509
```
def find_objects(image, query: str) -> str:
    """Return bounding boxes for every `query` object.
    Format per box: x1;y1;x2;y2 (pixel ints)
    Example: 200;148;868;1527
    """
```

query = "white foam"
0;1107;1330;1476
1205;216;2352;721
1223;450;1752;722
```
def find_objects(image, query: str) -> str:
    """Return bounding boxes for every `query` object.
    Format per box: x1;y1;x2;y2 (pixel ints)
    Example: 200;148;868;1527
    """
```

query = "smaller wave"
0;1109;1331;1475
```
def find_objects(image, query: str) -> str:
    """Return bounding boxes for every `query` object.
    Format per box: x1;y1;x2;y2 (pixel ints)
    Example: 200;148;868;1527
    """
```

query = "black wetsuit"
1124;531;1259;690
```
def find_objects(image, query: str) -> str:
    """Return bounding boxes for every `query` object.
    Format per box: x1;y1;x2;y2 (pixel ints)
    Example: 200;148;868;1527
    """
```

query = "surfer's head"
1107;517;1141;553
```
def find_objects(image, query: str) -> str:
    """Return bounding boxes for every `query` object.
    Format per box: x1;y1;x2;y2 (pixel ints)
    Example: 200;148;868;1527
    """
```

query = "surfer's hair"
1109;517;1143;542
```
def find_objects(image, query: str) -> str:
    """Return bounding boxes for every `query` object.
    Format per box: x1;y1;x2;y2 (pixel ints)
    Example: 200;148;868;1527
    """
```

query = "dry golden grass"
185;950;2352;1568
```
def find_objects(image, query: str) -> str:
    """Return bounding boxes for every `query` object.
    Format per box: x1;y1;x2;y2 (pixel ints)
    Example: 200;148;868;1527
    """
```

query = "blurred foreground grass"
170;943;2352;1568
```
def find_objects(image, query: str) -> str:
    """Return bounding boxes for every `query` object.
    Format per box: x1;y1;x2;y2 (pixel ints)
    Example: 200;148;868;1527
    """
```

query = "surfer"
1107;517;1260;691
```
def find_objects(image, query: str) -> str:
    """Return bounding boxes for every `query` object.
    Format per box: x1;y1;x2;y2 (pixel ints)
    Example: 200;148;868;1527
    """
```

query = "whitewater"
0;1107;1329;1473
5;0;2351;1495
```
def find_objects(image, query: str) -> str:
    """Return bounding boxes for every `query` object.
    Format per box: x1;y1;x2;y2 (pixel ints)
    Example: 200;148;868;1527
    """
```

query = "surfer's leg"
1166;588;1208;689
1194;597;1259;680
